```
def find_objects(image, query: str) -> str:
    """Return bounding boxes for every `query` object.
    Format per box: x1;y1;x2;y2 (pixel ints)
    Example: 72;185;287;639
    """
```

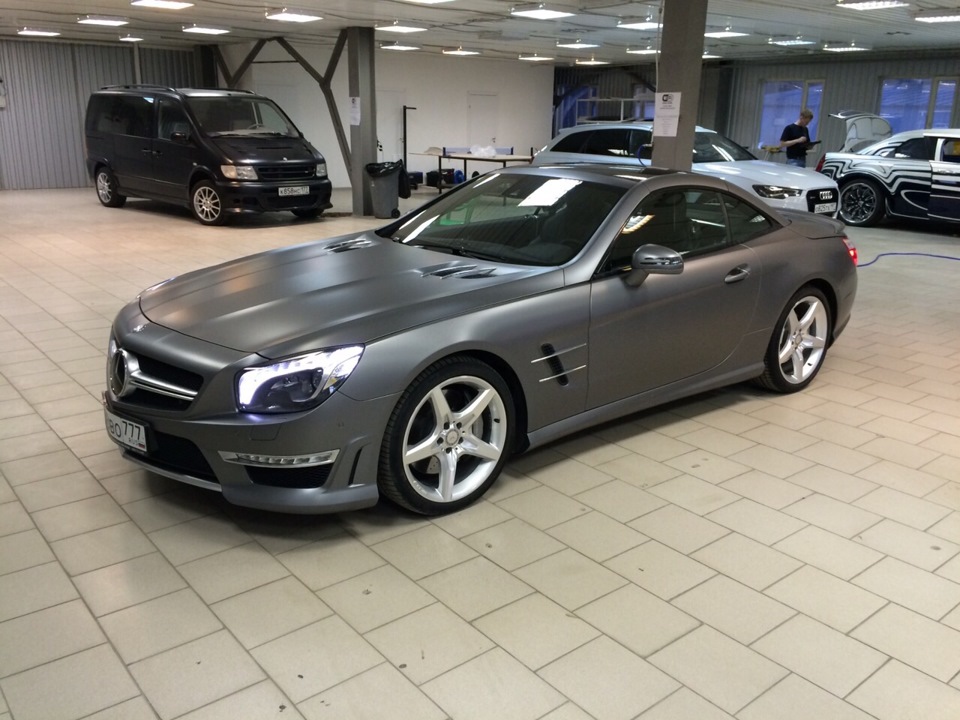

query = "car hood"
210;135;319;163
696;160;833;188
138;233;560;358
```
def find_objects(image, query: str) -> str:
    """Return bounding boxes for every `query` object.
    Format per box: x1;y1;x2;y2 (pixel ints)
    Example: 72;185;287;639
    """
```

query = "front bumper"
216;177;334;215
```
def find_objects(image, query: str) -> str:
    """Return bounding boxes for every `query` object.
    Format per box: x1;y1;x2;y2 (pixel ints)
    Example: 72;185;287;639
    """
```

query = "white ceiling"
1;0;959;64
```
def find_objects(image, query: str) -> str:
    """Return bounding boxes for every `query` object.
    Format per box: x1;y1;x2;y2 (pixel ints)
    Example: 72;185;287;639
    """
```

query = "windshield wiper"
404;239;499;261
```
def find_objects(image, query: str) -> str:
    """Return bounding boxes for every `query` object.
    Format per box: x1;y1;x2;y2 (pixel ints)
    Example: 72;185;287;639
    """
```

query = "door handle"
140;148;152;154
724;264;751;284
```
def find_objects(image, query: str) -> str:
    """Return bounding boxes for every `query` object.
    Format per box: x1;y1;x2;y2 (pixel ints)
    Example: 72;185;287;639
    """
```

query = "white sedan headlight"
753;185;803;199
222;165;258;180
237;346;363;413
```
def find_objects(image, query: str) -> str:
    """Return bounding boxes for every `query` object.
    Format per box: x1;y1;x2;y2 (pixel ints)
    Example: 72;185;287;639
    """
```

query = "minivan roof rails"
98;85;256;94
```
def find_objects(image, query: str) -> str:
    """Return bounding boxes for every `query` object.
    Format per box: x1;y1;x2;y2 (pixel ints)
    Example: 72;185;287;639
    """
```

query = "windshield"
186;96;299;138
693;131;757;163
384;172;626;267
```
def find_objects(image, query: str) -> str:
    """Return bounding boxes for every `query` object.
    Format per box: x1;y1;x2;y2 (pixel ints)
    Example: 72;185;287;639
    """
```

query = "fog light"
219;450;339;467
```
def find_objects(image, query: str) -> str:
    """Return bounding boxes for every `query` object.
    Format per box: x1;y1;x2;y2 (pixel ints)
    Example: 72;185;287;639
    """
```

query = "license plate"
105;409;147;452
279;186;309;197
815;202;837;214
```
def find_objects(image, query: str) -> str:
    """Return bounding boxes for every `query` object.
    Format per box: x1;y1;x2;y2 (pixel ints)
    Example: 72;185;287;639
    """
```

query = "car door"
111;94;157;196
885;136;935;219
929;137;960;222
587;188;762;409
152;97;199;202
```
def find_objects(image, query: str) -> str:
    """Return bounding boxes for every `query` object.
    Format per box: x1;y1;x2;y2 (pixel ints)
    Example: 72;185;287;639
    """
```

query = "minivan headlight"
316;162;327;178
753;184;802;199
237;346;363;414
222;165;258;180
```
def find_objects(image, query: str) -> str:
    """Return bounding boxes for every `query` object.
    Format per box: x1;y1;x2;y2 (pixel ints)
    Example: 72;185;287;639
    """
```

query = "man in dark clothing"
780;109;815;167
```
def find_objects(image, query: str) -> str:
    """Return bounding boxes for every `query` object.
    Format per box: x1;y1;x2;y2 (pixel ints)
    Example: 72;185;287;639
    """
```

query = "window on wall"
756;80;824;151
879;78;958;133
554;85;598;132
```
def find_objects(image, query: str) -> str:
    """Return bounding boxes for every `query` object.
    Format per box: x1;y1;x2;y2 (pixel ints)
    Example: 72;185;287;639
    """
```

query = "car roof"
555;122;713;134
95;85;260;99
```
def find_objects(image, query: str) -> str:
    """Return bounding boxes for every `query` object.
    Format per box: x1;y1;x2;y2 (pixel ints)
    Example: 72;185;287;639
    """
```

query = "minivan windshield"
186;96;299;138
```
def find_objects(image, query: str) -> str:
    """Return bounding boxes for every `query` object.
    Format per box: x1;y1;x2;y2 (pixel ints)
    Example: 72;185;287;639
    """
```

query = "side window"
118;96;153;138
630;129;653;160
157;99;190;141
720;193;775;243
551;131;588;153
581;129;632;158
894;137;934;160
941;139;960;163
86;96;119;134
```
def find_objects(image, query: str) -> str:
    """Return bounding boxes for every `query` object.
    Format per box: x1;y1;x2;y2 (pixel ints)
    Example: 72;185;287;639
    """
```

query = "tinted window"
631;129;653;160
117;96;154;138
894;137;935;160
187;97;299;137
721;193;775;242
85;95;119;134
552;132;587;152
158;98;190;141
580;129;633;158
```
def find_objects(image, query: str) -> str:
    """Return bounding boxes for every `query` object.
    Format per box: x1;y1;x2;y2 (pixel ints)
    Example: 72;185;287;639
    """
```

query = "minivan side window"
118;96;153;138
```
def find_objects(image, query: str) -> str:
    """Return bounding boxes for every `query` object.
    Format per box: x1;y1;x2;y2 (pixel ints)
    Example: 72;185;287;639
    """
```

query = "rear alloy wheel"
758;287;832;393
378;356;514;515
839;179;884;226
191;181;225;226
95;168;126;208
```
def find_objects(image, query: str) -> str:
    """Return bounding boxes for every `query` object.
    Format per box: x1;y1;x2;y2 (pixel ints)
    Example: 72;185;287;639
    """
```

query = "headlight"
753;185;803;199
316;162;327;178
237;346;363;414
221;165;258;180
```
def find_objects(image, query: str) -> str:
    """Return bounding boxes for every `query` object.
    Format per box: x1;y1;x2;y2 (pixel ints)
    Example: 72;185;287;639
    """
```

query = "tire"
95;167;126;208
838;178;884;226
291;208;321;220
757;287;832;393
378;356;515;515
191;180;226;226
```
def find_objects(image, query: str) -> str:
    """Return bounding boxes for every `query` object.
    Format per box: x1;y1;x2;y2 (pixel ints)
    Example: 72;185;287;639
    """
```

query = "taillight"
842;235;858;265
815;155;826;172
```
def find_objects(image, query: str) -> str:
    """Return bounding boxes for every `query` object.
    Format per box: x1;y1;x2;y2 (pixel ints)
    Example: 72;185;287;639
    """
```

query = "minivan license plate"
279;186;308;196
105;409;147;452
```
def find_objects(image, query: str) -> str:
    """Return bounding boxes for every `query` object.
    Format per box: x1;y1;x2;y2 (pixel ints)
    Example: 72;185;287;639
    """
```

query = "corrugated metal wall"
0;39;196;190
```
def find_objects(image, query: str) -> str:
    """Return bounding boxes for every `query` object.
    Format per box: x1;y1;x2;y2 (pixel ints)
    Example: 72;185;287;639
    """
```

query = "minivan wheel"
95;168;126;208
191;181;226;226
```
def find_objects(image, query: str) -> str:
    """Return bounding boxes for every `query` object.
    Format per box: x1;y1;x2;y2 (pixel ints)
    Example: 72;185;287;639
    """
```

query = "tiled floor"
1;186;959;720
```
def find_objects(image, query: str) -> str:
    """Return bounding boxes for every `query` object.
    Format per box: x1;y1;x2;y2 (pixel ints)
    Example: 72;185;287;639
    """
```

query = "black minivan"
84;85;333;225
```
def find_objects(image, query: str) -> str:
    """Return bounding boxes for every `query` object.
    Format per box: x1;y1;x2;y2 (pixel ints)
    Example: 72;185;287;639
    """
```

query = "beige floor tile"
855;518;960;571
648;625;786;714
419;555;532;620
0;501;33;537
474;593;600;670
32;394;101;422
226;509;344;555
719;471;811;510
859;396;931;423
0;449;87;486
605;540;715;600
861;415;940;445
278;533;385;591
551;432;635;467
600;427;696;462
674;426;756;457
628;504;729;554
318;565;434;634
178;542;289;604
773;525;883;580
739;674;875;720
31;494;128;542
729;445;817;479
149;514;251;566
541;636;679;720
693;533;802;591
51;521;155;575
637;688;734;719
514;548;627;610
462;517;565;571
177;681;303;720
741;423;819;454
854;485;952;530
852;604;960;682
82;696;158;720
364;604;493;685
495;485;590;529
0;562;77;624
15;469;105;512
665;450;752;484
0;431;65;463
423;648;565;720
782;493;882;538
548;510;648;562
428;499;512;538
751;615;886;697
800;418;878;449
0;415;49;443
131;630;265;720
847;660;960;720
99;588;221;663
0;599;105;677
73;552;186;617
857;460;948;497
748;403;822;431
483;468;542;503
213;576;332;649
928;511;960;545
574;479;668;523
0;528;55;576
337;505;426;546
99;470;173;506
924;456;960;485
938;552;960;583
765;565;887;632
783;465;877;502
647;475;740;515
299;664;444;720
794;440;880;474
371;523;477;580
577;584;699;656
0;644;138;720
593;452;683;489
705;498;807;545
526;455;617;496
672;575;794;644
925;481;960;512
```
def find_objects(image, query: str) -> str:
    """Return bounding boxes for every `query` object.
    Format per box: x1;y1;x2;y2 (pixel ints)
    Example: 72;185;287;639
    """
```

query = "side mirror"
625;243;683;286
170;131;189;144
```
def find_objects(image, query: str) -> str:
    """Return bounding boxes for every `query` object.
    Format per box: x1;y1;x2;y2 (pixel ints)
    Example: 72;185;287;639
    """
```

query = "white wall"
221;41;555;188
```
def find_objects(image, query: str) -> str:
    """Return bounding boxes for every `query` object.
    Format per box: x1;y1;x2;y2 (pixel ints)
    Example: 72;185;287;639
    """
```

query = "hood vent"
323;238;375;253
422;264;497;279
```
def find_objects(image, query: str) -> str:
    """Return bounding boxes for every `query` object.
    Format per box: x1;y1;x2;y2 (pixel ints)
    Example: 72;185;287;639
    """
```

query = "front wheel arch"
756;285;833;393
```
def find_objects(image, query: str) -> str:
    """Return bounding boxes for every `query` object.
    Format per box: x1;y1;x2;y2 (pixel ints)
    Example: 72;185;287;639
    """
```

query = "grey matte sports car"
104;164;858;515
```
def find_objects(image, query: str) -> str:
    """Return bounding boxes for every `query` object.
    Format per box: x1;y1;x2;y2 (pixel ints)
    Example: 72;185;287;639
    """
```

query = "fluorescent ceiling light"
79;16;129;26
702;51;722;58
836;0;908;8
443;46;480;55
518;53;554;61
381;41;420;51
768;36;816;46
823;41;870;51
265;9;322;22
704;27;748;38
376;20;427;32
18;27;61;36
556;39;599;48
576;57;608;65
182;24;230;34
617;18;661;31
131;0;193;8
511;4;575;20
914;9;960;22
626;46;659;55
120;33;144;41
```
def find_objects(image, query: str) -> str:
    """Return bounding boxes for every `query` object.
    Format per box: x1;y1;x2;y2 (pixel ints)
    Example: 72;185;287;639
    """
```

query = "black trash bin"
365;161;403;219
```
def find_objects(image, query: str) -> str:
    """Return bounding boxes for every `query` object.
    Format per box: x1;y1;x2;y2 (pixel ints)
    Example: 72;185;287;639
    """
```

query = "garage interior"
2;1;960;719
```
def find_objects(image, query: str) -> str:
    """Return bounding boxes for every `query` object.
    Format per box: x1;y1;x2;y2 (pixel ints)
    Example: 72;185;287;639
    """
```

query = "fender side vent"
540;343;569;387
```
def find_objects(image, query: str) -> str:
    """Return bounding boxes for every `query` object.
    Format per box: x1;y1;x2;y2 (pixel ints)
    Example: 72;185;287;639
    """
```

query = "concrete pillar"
651;0;708;171
347;27;377;216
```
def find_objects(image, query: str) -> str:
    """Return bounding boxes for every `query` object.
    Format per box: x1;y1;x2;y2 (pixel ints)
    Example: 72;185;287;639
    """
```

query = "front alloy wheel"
839;179;884;226
379;357;514;515
758;287;832;393
191;181;225;225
